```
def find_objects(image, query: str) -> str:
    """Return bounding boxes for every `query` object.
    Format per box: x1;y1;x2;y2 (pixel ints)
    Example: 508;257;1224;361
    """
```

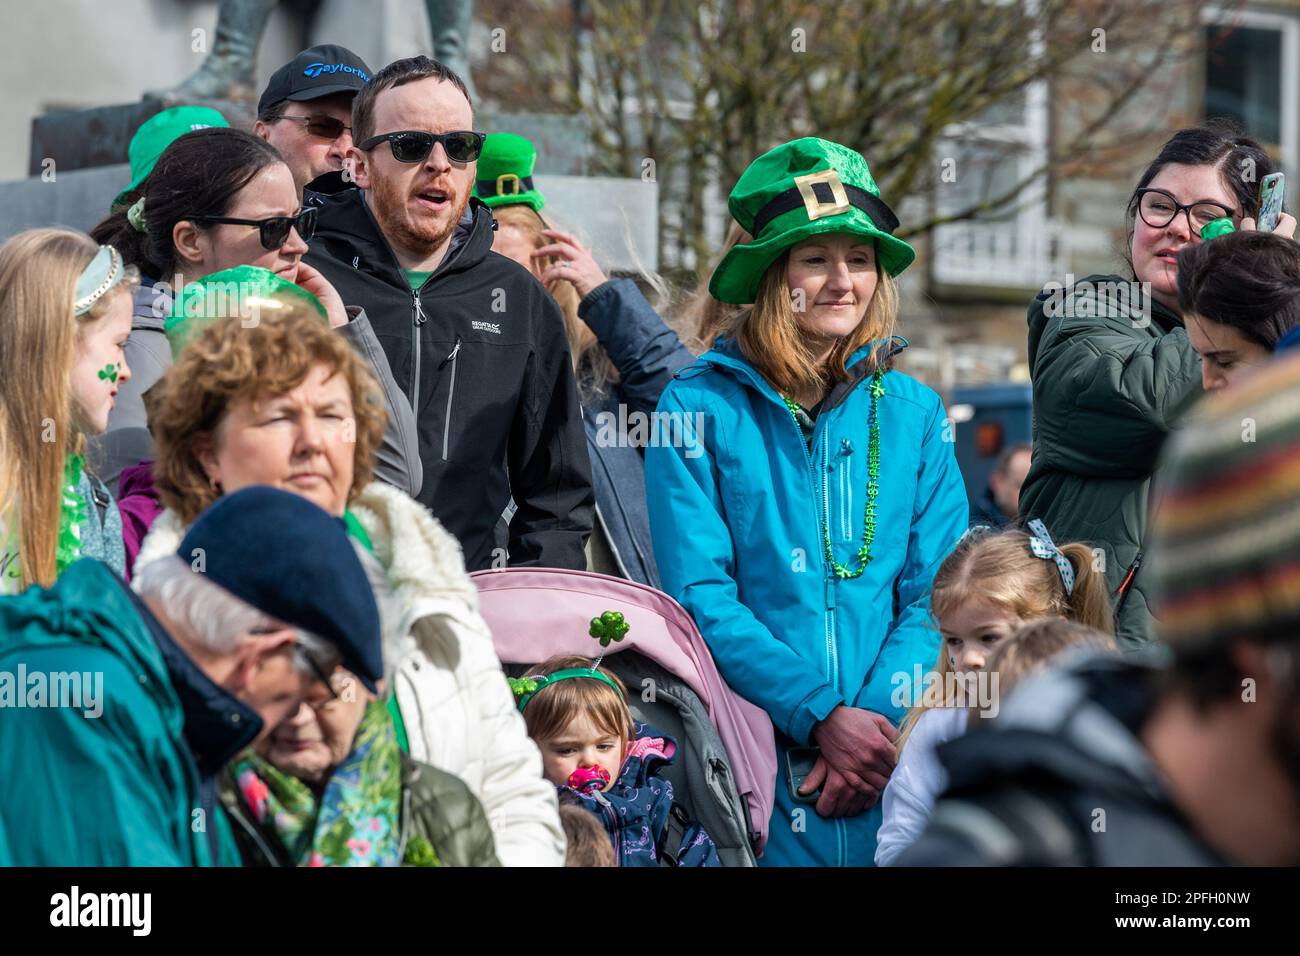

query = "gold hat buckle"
794;169;850;222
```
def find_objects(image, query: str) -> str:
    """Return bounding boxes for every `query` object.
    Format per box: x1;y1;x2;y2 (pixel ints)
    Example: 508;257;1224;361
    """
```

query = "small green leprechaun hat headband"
166;265;328;358
507;611;630;712
709;136;916;305
473;131;545;213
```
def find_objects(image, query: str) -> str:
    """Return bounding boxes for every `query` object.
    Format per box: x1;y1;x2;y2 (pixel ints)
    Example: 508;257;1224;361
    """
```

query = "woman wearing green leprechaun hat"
645;138;969;866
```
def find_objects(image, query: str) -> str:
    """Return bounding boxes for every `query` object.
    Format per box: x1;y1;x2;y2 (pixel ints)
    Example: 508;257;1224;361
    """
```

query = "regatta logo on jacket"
303;62;370;81
472;320;501;334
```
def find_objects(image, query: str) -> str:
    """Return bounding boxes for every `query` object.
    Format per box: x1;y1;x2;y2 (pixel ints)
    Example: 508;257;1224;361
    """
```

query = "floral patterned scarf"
233;700;431;866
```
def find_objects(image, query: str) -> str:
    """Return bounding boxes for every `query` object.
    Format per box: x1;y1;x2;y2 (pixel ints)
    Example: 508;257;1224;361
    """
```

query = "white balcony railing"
931;218;1065;290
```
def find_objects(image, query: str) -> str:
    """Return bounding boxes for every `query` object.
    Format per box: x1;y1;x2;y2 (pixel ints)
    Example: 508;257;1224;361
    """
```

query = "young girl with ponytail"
874;522;1114;864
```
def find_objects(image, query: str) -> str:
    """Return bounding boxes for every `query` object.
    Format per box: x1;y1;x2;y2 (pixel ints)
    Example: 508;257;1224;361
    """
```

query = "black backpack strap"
657;802;691;867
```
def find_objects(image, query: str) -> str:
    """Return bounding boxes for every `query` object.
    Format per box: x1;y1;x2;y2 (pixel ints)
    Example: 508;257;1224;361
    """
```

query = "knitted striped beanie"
1149;351;1300;648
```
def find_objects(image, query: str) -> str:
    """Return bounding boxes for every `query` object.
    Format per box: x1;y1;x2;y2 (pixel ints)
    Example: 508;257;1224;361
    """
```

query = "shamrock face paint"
71;291;132;435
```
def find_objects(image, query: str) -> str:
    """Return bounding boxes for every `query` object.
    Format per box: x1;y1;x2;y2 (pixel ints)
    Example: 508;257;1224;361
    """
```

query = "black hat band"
477;174;536;198
751;180;899;239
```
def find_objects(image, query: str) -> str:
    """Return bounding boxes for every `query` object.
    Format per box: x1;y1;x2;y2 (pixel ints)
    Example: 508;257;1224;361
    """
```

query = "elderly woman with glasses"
1019;121;1297;648
131;271;565;865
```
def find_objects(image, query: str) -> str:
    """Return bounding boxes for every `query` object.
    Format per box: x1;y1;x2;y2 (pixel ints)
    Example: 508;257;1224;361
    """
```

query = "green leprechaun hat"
166;265;328;358
472;131;545;213
709;137;915;305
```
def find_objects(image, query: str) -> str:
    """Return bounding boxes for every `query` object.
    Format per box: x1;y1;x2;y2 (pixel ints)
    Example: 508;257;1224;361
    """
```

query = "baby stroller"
472;567;776;866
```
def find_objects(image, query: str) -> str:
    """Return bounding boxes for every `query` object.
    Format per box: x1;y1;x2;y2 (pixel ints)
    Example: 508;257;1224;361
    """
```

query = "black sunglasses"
190;206;318;251
358;129;486;164
279;114;351;141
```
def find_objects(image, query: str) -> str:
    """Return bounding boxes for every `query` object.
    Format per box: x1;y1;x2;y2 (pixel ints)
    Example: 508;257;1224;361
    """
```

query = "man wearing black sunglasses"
305;55;593;574
255;44;372;199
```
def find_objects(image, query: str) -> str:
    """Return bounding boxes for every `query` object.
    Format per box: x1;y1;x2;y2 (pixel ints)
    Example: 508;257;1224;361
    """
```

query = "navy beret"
177;486;383;692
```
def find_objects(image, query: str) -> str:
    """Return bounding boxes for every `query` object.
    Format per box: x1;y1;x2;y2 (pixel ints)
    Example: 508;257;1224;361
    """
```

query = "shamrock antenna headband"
507;611;630;712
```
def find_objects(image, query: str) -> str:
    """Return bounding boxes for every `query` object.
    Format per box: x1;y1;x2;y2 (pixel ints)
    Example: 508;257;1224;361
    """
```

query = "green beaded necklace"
783;369;886;580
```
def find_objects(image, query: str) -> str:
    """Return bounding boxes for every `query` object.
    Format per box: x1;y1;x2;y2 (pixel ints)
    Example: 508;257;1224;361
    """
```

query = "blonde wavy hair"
0;228;138;589
145;308;387;524
896;527;1115;751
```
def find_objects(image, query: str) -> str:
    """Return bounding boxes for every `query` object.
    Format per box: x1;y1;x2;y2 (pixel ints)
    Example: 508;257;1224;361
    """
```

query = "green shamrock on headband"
97;363;119;384
589;611;630;647
506;676;539;699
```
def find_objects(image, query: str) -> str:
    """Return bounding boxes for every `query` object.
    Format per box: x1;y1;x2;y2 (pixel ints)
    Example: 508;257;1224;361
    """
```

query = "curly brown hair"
145;308;387;524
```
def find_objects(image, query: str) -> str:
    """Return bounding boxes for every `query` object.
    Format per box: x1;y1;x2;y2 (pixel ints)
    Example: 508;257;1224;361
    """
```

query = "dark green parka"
1019;275;1202;647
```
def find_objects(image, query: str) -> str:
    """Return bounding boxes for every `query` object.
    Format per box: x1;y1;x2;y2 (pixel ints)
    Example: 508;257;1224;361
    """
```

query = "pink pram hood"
472;567;776;853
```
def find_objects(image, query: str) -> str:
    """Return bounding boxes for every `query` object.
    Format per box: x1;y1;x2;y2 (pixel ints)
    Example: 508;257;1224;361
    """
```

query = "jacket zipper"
441;336;461;461
594;791;621;862
410;289;427;415
838;439;854;540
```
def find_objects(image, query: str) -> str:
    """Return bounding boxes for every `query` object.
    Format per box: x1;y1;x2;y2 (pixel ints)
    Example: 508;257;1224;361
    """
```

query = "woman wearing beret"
133;274;565;865
645;138;968;866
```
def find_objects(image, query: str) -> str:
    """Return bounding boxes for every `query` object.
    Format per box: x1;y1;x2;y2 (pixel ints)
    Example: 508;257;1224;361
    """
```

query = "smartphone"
1258;173;1285;233
786;746;822;804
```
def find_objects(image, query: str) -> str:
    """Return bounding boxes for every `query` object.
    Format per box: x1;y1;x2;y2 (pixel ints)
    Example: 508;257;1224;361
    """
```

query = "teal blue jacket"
0;560;245;865
645;338;968;866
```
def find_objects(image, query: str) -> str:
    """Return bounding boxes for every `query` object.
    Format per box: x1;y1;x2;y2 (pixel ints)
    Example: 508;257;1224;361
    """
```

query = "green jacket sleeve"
0;647;191;866
1030;298;1202;478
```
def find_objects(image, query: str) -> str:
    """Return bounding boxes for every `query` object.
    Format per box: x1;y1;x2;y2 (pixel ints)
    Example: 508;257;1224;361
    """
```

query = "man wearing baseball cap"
0;487;383;865
254;43;372;200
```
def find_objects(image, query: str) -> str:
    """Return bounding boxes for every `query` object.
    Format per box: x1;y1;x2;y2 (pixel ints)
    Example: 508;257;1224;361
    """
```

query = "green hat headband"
113;106;231;211
473;132;545;213
165;265;328;358
709;137;916;304
507;611;630;712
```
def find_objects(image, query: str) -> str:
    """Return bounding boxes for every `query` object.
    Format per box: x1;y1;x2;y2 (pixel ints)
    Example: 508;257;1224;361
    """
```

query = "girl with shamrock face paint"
644;138;969;866
0;228;138;593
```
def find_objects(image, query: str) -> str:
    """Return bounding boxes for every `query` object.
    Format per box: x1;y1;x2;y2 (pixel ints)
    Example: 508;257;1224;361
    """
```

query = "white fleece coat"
134;482;564;867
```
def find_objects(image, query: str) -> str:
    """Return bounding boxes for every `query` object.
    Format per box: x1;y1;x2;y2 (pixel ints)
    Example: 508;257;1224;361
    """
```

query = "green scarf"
232;700;437;866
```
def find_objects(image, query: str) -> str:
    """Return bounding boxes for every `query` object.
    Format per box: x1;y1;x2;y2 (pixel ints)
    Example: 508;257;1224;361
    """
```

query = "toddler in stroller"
513;644;720;867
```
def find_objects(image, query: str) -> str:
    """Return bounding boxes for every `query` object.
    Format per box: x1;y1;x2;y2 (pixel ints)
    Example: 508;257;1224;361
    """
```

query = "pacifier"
567;765;611;792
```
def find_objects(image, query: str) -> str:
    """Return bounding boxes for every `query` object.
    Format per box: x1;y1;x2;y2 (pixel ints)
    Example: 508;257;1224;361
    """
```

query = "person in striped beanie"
897;362;1300;866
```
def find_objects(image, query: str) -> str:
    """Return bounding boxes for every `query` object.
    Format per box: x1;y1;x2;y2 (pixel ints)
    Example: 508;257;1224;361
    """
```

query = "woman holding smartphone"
1020;121;1296;647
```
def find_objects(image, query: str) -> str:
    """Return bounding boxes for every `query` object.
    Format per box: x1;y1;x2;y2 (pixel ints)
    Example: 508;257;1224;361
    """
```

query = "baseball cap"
113;106;230;211
258;44;372;116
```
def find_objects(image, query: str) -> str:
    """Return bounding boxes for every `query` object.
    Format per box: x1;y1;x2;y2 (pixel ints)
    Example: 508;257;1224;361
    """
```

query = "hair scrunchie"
127;196;148;234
